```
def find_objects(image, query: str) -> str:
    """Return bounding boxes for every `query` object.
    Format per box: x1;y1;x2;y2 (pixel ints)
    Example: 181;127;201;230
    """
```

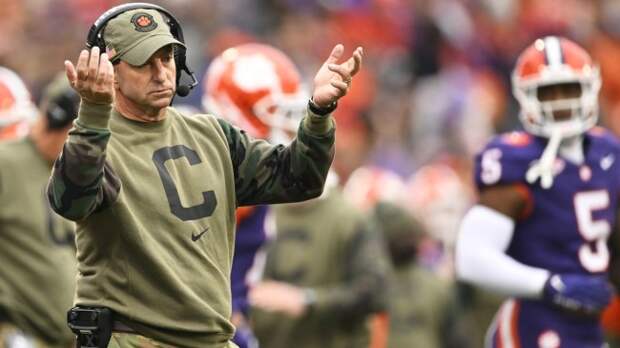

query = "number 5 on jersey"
574;190;610;273
481;148;502;185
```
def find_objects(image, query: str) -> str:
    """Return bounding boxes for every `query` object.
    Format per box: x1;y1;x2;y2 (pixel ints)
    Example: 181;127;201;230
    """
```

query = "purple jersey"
231;205;269;314
474;129;620;348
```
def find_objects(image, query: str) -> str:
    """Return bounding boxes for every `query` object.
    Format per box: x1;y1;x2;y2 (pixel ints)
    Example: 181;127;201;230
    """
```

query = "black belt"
0;306;10;323
112;320;137;334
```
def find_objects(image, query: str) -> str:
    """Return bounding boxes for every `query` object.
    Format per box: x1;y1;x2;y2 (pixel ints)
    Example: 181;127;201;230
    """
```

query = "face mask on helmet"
0;67;37;140
203;43;307;142
512;36;601;139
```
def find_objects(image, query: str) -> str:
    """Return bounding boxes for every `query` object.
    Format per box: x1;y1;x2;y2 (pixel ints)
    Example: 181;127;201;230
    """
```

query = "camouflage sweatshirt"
47;101;335;348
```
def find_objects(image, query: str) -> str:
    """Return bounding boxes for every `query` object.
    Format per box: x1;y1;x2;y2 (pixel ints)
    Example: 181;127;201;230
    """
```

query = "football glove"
543;273;613;314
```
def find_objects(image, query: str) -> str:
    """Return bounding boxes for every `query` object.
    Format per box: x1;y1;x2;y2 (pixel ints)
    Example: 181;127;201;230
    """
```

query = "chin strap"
526;128;564;189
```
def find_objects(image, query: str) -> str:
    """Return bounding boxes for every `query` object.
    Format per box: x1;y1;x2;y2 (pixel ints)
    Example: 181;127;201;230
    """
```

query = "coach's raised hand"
65;47;115;105
312;44;363;108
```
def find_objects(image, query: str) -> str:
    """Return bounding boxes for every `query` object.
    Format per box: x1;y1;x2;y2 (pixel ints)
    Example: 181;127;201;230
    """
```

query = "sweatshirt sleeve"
218;107;335;206
47;101;121;221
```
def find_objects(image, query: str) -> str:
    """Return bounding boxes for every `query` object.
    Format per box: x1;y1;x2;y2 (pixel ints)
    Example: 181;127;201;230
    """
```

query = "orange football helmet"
342;166;406;212
0;67;36;140
404;163;471;248
512;36;600;138
202;43;308;141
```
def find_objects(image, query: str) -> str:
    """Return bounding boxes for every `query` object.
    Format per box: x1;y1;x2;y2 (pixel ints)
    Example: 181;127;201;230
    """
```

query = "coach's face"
115;45;176;113
102;9;185;120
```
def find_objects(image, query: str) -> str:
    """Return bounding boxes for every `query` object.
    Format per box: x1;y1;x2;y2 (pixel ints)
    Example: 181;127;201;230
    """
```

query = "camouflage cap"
103;9;185;66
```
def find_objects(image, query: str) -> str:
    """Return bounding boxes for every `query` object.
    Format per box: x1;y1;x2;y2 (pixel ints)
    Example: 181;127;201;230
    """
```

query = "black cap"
41;73;80;129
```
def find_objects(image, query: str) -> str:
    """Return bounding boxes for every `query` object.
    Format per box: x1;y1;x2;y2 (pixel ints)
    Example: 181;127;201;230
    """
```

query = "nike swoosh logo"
191;227;209;242
601;154;615;171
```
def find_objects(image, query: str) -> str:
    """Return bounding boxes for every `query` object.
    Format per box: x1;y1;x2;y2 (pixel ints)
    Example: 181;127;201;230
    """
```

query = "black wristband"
308;98;337;116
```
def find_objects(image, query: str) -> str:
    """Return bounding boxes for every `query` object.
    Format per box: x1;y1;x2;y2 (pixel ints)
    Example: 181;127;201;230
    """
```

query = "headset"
85;2;197;97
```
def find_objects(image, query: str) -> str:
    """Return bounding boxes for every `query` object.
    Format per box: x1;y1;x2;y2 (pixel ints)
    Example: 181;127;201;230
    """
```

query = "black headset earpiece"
86;2;197;98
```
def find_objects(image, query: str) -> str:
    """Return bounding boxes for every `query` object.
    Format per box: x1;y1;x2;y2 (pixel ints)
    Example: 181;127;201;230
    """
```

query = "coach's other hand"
311;44;363;108
65;47;115;105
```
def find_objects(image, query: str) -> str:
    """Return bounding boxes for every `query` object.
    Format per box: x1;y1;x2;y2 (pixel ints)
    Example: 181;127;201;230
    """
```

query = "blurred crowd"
3;0;620;346
5;0;620;176
6;0;620;177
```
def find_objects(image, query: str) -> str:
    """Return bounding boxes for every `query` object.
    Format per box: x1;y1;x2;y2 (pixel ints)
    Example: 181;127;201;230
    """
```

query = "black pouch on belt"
67;306;113;348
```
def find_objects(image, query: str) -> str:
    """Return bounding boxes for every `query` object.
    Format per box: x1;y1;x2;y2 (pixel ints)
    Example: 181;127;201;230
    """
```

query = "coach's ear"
106;47;120;90
111;65;119;90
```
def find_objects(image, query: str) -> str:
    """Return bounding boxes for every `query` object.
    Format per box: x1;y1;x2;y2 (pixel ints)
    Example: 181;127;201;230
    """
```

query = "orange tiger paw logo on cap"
130;12;158;32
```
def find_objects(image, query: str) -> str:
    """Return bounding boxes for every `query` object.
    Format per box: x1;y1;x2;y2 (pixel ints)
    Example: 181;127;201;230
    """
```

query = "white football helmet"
0;67;36;140
512;36;601;138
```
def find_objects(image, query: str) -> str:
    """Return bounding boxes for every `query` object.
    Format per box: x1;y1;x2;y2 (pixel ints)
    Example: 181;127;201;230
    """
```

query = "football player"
456;36;619;348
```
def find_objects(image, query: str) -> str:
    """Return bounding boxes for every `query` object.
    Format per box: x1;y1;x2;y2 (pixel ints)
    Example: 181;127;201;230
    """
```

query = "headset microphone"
175;68;197;97
177;64;198;97
176;85;190;97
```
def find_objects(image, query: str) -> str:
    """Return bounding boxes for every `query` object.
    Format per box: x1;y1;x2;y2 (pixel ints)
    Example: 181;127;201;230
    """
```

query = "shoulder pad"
587;126;609;137
474;132;541;188
587;127;620;149
499;131;533;147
